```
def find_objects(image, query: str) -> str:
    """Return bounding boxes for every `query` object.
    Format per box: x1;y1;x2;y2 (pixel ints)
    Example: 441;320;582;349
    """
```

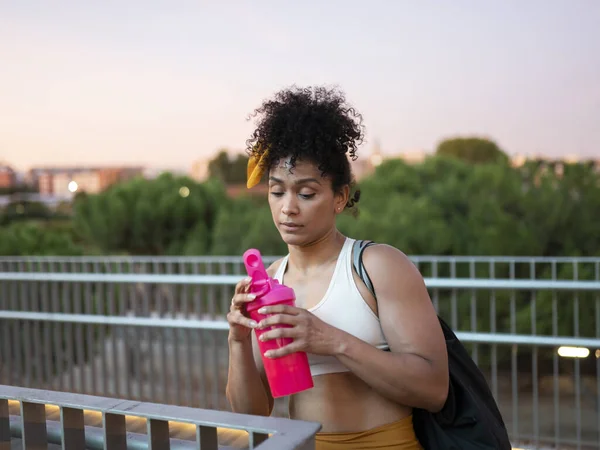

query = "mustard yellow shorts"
315;414;423;450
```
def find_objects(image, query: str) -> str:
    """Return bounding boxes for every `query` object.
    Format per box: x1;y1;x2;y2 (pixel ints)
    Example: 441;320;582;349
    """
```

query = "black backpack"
352;240;512;450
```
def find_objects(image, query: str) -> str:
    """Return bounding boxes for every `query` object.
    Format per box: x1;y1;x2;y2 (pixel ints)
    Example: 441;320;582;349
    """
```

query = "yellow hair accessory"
246;145;269;189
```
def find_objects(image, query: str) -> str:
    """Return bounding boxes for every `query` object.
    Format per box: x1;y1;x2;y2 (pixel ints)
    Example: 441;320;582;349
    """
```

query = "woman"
226;86;449;449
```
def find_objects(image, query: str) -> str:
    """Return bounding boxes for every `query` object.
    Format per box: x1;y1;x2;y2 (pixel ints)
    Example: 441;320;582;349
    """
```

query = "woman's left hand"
256;305;343;358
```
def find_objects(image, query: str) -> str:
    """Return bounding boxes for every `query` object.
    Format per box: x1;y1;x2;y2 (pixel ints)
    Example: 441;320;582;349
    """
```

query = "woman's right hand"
227;277;258;342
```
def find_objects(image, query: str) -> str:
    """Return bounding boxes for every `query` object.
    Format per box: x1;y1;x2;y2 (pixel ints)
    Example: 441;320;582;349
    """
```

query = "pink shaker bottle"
243;248;314;398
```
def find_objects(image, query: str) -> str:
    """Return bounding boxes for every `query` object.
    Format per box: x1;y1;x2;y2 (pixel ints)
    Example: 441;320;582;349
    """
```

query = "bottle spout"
243;248;271;296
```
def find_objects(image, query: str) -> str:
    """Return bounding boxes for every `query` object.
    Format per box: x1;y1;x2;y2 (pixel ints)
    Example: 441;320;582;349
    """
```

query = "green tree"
0;182;37;195
435;137;509;165
1;200;53;225
0;221;84;256
208;149;250;185
72;173;228;255
517;159;600;257
339;155;539;257
211;196;286;256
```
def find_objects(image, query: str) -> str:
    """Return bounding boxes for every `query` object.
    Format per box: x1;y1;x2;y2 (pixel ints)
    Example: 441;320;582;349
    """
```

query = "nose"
281;195;299;216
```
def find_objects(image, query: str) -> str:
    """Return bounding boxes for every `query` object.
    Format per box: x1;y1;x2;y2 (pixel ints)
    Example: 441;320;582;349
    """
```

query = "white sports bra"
273;237;390;377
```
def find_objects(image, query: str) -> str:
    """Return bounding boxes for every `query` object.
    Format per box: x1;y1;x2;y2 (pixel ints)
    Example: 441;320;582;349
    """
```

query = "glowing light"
68;181;78;193
595;349;600;359
371;154;383;166
557;346;589;358
179;186;190;198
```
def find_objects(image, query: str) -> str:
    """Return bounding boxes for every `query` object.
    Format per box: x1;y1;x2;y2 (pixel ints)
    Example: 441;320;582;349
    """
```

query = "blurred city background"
1;1;599;449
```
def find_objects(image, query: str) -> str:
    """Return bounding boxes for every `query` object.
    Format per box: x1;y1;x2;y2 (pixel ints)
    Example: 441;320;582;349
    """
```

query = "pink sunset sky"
1;0;599;172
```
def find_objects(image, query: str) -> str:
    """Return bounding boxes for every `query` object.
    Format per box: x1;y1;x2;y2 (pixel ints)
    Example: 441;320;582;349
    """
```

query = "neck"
287;228;346;274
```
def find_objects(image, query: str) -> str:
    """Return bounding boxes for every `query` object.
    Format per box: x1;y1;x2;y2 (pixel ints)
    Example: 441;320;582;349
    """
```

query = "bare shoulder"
361;243;422;287
359;242;431;311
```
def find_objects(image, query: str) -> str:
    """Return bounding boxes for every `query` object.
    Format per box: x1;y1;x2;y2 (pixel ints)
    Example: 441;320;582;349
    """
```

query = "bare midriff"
288;371;412;433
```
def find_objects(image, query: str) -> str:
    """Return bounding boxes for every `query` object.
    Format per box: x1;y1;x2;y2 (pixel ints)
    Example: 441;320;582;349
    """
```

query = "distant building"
28;166;144;197
511;154;527;168
190;158;211;182
398;149;428;164
352;140;385;180
0;164;16;189
510;153;600;180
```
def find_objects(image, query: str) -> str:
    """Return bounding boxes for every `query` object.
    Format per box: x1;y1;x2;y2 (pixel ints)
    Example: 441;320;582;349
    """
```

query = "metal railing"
1;255;599;449
0;384;320;449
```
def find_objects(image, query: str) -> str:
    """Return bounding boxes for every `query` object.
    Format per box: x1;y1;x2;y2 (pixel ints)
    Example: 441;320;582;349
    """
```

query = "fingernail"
258;307;266;314
249;320;258;328
259;334;265;341
245;277;252;283
247;294;256;300
264;351;272;358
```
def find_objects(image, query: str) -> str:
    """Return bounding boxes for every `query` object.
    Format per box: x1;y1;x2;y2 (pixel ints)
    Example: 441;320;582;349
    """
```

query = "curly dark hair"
246;85;364;210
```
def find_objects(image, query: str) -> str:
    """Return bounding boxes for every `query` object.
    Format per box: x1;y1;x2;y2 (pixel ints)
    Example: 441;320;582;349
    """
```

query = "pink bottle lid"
243;248;295;313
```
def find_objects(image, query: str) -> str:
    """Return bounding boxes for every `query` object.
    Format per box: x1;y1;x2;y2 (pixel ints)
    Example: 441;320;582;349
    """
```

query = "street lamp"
557;346;589;358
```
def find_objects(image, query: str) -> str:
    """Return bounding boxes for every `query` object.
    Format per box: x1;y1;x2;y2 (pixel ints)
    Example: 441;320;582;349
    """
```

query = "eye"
270;191;284;197
299;193;315;200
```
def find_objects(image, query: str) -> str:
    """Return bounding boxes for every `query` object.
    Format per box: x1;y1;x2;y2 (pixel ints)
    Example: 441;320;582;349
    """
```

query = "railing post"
61;407;86;450
21;401;48;450
103;412;126;450
147;418;170;450
196;425;218;449
0;399;9;450
249;430;269;449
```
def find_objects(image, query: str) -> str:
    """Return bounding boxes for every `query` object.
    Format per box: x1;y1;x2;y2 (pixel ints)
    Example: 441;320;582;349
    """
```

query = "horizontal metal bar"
426;278;600;291
1;255;599;263
0;256;276;263
412;256;600;263
0;272;242;285
1;310;599;349
456;332;600;348
0;311;230;330
2;272;600;290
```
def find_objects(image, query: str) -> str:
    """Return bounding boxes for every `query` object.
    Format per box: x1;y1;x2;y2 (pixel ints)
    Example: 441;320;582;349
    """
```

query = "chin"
280;234;305;246
278;230;310;247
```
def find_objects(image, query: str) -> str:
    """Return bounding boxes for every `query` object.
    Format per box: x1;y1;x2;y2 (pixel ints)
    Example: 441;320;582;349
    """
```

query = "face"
268;158;349;247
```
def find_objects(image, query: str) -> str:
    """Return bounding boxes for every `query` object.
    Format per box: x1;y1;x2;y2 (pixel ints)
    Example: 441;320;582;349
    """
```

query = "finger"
228;311;258;328
259;326;297;342
264;341;303;359
235;277;253;294
231;292;256;308
257;305;301;316
257;313;297;329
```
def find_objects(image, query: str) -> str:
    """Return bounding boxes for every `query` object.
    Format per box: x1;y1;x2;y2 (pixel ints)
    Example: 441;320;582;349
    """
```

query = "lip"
280;222;302;231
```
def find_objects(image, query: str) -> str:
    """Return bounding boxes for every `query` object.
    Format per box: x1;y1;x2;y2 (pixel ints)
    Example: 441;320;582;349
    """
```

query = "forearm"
334;331;447;412
226;338;272;416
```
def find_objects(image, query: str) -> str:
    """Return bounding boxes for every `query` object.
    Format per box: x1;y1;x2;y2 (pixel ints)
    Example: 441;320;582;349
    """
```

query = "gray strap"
353;239;392;352
352;239;377;298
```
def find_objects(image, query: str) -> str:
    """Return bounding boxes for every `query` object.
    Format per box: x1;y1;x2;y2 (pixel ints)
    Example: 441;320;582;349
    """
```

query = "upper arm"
362;245;447;369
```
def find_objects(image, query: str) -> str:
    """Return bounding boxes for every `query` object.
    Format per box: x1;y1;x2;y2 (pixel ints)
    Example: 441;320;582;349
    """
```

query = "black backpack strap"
352;239;377;298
